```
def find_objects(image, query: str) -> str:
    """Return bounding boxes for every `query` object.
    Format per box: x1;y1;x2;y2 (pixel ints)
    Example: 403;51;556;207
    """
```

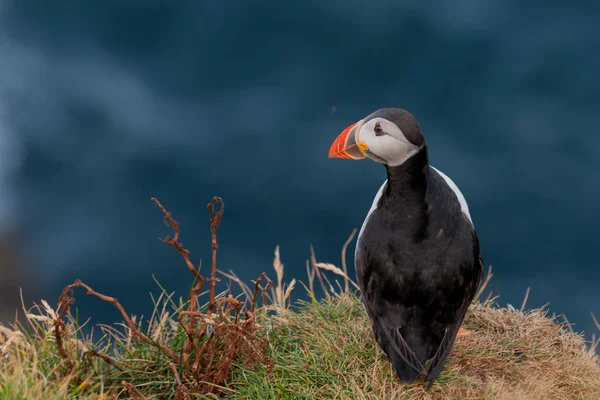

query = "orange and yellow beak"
328;120;368;160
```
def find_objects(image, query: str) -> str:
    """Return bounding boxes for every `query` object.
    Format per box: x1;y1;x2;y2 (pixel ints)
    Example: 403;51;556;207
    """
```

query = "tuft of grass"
1;196;599;399
228;293;600;399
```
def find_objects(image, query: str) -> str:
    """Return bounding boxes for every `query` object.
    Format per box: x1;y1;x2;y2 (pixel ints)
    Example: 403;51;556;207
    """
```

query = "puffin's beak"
328;120;367;160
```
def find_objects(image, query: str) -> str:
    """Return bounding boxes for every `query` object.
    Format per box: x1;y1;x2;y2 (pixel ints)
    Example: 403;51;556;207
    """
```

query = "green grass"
2;284;600;399
1;198;599;399
228;293;600;399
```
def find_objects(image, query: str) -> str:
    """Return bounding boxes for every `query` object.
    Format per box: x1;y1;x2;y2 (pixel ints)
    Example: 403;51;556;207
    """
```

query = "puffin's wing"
380;320;426;375
423;316;463;381
357;257;427;382
425;228;483;381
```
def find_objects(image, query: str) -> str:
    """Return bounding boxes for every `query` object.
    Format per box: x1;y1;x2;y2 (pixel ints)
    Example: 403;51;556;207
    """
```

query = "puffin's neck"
381;145;429;214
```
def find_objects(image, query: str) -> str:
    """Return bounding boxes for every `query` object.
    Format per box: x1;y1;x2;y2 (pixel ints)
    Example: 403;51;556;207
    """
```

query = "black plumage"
353;110;483;384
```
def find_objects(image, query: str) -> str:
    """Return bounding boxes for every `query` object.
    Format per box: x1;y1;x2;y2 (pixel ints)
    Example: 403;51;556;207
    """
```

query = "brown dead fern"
49;196;273;397
151;196;272;395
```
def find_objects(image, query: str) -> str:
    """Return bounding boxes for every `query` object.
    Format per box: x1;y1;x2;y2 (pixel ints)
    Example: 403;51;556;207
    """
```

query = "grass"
1;197;599;399
230;294;600;399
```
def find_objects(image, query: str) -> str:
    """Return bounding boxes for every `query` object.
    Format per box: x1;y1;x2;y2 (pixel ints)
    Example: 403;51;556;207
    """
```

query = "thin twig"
250;272;272;314
151;197;206;362
58;280;180;364
83;349;124;372
171;363;184;386
151;198;205;288
341;228;357;293
261;278;270;312
171;363;191;400
192;328;217;373
54;293;75;366
176;313;203;359
207;197;224;318
122;381;148;400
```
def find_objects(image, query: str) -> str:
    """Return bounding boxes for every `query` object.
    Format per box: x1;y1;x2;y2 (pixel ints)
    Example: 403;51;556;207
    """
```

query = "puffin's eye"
374;123;384;136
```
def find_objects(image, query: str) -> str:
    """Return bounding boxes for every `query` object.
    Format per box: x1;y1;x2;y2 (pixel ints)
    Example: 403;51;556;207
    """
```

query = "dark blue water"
0;1;599;341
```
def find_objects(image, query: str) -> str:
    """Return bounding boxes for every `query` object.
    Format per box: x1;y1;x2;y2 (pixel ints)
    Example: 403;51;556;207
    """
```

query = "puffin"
328;108;483;384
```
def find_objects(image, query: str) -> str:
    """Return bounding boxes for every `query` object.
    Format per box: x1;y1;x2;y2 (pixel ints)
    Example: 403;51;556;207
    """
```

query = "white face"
355;117;422;167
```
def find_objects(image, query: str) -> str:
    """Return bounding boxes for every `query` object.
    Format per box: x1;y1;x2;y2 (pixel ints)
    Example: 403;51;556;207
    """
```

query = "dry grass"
225;250;600;400
1;196;274;399
229;295;600;400
1;196;599;399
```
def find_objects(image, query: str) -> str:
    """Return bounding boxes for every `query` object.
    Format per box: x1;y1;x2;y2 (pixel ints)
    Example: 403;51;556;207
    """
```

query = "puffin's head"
328;108;425;166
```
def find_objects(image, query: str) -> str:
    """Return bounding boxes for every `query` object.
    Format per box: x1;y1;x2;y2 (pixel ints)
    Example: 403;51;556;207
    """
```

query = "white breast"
430;166;473;226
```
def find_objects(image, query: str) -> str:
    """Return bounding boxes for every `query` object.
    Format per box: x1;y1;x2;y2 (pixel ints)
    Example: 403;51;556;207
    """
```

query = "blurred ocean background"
0;1;599;341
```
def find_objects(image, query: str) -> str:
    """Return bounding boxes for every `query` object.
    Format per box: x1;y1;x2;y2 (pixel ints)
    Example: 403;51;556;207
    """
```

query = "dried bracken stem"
83;349;124;372
151;197;206;362
151;198;205;288
54;295;75;366
56;280;180;364
217;296;243;324
206;196;224;318
122;381;149;400
250;273;272;314
341;228;357;293
171;363;191;400
150;196;271;394
261;278;270;313
49;196;273;398
177;295;270;392
183;275;205;363
176;312;203;360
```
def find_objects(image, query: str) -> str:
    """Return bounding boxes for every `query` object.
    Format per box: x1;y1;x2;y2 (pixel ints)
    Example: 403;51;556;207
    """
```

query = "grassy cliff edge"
1;198;599;399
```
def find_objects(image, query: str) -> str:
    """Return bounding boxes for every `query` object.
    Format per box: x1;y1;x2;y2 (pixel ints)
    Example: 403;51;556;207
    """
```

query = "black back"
355;146;483;383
